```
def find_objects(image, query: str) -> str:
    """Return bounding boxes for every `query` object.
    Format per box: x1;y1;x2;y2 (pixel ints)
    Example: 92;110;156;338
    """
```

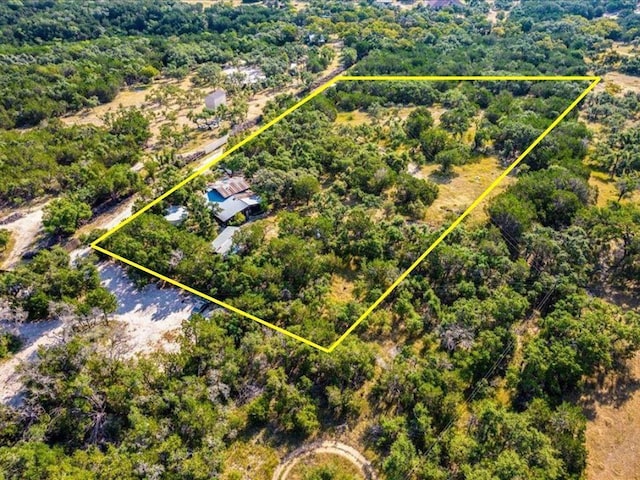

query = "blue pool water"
206;190;226;203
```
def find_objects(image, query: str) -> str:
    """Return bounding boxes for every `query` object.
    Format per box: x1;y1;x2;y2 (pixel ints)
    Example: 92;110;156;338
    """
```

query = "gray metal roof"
203;135;228;154
211;226;240;254
214;195;259;222
428;0;462;7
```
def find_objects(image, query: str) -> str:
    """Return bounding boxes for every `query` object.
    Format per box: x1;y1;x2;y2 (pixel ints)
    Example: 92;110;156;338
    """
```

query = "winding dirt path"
272;441;377;480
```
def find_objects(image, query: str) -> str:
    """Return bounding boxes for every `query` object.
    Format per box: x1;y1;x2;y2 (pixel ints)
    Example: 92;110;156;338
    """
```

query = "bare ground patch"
595;72;640;94
583;352;640;480
0;202;48;269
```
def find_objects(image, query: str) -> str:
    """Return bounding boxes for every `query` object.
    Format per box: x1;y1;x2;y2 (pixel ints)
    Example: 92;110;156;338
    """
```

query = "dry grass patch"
259;215;280;241
596;71;640;94
584;352;640;480
287;453;365;480
589;170;640;206
589;171;620;206
222;442;279;480
328;273;356;304
61;75;210;150
0;231;16;266
336;110;373;126
411;156;515;227
61;86;154;128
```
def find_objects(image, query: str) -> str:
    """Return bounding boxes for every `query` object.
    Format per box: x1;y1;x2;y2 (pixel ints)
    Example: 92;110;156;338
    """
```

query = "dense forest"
0;0;639;479
101;77;597;347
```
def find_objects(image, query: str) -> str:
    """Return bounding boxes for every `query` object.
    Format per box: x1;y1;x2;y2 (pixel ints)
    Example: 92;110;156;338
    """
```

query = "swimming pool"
206;189;226;203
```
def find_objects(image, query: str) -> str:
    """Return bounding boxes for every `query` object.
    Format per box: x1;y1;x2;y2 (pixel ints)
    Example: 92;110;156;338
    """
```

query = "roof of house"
214;195;260;222
211;177;251;199
211;226;240;255
164;205;188;224
206;89;226;101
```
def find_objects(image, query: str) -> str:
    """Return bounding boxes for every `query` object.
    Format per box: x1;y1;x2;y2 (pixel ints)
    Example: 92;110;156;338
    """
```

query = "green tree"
487;193;536;254
340;47;358;68
383;433;420;479
419;128;450;163
86;287;118;323
293;175;321;204
616;173;639;201
434;147;468;176
404;107;434;140
0;229;10;252
104;107;151;148
139;65;160;83
43;197;92;236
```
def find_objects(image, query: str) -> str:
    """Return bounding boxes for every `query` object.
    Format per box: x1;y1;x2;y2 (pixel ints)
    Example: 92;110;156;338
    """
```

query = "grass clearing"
336;110;373;126
222;442;279;480
328;272;357;304
584;352;640;480
61;75;209;150
61;85;155;128
0;230;16;266
589;171;620;206
589;170;640;206
410;156;515;227
287;453;365;480
596;71;640;94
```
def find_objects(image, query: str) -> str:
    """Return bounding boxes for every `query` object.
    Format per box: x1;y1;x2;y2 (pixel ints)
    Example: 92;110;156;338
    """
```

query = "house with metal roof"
205;176;261;224
222;66;266;86
214;196;255;223
211;226;240;255
210;177;251;199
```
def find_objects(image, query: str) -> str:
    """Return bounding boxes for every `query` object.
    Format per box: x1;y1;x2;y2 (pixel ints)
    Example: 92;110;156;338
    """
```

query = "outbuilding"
205;89;227;110
164;205;188;225
211;226;240;255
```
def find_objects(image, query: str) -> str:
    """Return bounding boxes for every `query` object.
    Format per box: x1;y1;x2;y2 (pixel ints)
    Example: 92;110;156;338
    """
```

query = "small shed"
164;206;188;225
205;90;227;110
211;226;240;255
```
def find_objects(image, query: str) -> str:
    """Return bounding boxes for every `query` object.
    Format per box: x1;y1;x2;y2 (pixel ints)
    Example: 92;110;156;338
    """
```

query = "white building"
164;206;188;225
222;66;266;86
205;89;227;110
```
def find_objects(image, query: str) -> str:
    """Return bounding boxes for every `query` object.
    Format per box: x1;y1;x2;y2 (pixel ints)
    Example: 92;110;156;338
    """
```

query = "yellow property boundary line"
92;75;601;353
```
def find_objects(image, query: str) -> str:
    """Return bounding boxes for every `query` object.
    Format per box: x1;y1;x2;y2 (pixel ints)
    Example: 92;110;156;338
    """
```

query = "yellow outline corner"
92;75;600;353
